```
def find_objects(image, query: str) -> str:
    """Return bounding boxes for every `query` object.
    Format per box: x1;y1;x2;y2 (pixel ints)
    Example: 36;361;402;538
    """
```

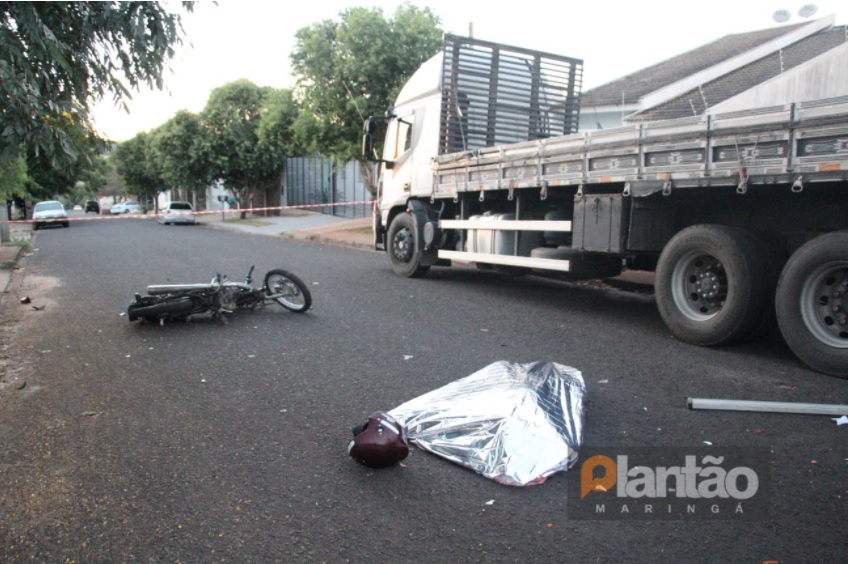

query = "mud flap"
407;200;440;266
373;202;386;251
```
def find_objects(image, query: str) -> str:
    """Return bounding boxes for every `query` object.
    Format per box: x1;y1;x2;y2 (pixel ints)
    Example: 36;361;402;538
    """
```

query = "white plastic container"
466;213;541;256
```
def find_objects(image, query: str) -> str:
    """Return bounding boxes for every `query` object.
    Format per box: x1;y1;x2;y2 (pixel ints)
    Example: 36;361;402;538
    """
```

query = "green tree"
75;154;110;197
0;155;27;201
257;89;301;155
290;3;442;169
113;132;164;209
200;80;288;217
24;129;104;201
0;154;26;239
153;110;212;196
56;153;109;209
0;1;195;173
101;157;127;201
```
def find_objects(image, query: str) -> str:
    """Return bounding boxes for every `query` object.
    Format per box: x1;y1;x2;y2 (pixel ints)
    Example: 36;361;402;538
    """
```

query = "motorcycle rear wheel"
264;269;312;313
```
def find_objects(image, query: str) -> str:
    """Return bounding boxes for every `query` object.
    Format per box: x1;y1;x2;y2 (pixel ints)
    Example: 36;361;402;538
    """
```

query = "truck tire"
387;213;430;278
655;225;776;346
775;231;848;378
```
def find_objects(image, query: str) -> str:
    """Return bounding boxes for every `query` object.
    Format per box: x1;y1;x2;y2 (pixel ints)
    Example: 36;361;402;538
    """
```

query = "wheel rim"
391;226;414;263
799;261;848;349
267;274;306;309
671;250;728;321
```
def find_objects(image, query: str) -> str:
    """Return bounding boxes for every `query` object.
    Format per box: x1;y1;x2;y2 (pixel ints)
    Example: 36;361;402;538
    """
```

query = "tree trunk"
358;159;377;198
0;205;10;243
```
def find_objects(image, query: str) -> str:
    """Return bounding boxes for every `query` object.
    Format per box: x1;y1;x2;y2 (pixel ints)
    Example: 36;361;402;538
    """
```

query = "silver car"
158;201;196;225
110;201;141;214
32;200;69;230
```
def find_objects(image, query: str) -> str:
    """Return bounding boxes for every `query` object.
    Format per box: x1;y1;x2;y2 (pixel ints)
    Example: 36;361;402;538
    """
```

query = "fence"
284;157;371;218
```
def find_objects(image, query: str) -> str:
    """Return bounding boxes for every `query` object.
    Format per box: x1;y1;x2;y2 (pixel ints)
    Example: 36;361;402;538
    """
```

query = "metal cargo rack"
432;95;848;198
439;34;584;156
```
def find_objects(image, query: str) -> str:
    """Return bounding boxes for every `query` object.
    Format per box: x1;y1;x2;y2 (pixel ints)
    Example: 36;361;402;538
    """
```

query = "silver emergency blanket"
389;361;586;486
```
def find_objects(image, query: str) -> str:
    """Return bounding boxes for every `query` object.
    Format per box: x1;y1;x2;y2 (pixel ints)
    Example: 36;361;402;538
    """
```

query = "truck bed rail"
431;96;848;196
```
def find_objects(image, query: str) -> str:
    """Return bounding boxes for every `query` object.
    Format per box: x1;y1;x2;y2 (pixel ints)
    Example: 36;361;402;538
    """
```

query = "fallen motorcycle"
127;266;311;324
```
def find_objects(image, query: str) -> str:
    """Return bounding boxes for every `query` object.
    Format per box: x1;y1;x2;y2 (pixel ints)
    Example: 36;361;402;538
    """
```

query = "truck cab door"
380;112;415;205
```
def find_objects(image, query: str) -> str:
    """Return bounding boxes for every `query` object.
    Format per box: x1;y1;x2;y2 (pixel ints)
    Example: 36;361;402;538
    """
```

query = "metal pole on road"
688;397;848;416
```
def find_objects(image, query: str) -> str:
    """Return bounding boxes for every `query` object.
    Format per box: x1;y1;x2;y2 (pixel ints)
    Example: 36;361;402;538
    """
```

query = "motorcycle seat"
147;283;218;295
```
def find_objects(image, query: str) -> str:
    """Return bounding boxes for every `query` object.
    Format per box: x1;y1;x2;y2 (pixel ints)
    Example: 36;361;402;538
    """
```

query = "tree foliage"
153;110;211;192
112;132;164;205
100;158;127;200
111;82;300;214
257;89;301;155
59;155;108;208
24;121;105;200
75;153;110;196
0;1;194;173
290;4;442;163
199;80;290;214
107;4;445;210
0;155;27;200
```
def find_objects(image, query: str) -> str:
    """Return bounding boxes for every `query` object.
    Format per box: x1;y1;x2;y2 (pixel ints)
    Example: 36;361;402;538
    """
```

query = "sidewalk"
200;210;374;249
0;222;34;293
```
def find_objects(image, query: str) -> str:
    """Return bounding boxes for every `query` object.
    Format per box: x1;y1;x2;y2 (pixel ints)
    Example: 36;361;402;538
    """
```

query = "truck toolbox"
572;195;629;253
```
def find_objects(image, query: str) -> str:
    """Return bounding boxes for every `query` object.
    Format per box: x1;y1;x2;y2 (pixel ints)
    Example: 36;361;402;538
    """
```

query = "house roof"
580;22;809;109
627;24;848;121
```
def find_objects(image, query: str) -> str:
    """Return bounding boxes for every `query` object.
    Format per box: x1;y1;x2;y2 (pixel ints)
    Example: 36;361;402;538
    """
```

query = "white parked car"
110;201;141;214
32;200;69;230
158;201;197;225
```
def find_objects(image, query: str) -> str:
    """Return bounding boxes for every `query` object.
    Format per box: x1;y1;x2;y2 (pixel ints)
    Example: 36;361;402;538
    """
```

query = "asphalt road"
1;217;846;561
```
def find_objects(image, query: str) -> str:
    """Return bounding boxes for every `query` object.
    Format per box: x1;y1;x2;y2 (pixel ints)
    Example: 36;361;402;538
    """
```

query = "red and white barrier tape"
0;200;375;225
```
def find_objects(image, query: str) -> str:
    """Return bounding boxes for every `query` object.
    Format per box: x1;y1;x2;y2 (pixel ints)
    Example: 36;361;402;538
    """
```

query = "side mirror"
362;117;377;161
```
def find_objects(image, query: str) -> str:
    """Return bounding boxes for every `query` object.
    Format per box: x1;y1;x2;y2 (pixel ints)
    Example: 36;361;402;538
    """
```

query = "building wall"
284;157;370;218
204;181;229;211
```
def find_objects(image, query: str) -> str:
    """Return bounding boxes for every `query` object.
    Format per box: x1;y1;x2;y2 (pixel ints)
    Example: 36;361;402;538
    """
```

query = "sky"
90;0;847;142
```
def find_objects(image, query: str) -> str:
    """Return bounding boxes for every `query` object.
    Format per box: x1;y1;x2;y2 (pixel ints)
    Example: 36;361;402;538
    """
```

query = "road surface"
0;217;846;561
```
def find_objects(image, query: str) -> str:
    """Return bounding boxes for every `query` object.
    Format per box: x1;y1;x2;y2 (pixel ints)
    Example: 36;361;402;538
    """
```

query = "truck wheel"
387;213;430;278
655;225;775;346
776;231;848;378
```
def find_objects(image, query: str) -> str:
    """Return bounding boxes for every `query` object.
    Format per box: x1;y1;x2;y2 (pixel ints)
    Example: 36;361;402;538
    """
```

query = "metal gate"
284;157;371;218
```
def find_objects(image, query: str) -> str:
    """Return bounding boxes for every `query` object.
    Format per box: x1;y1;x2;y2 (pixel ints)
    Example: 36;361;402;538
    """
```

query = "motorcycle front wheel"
264;269;312;313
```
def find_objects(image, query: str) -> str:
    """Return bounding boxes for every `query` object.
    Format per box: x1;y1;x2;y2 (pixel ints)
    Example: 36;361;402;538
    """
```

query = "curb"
0;244;22;264
294;234;377;252
0;246;23;294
